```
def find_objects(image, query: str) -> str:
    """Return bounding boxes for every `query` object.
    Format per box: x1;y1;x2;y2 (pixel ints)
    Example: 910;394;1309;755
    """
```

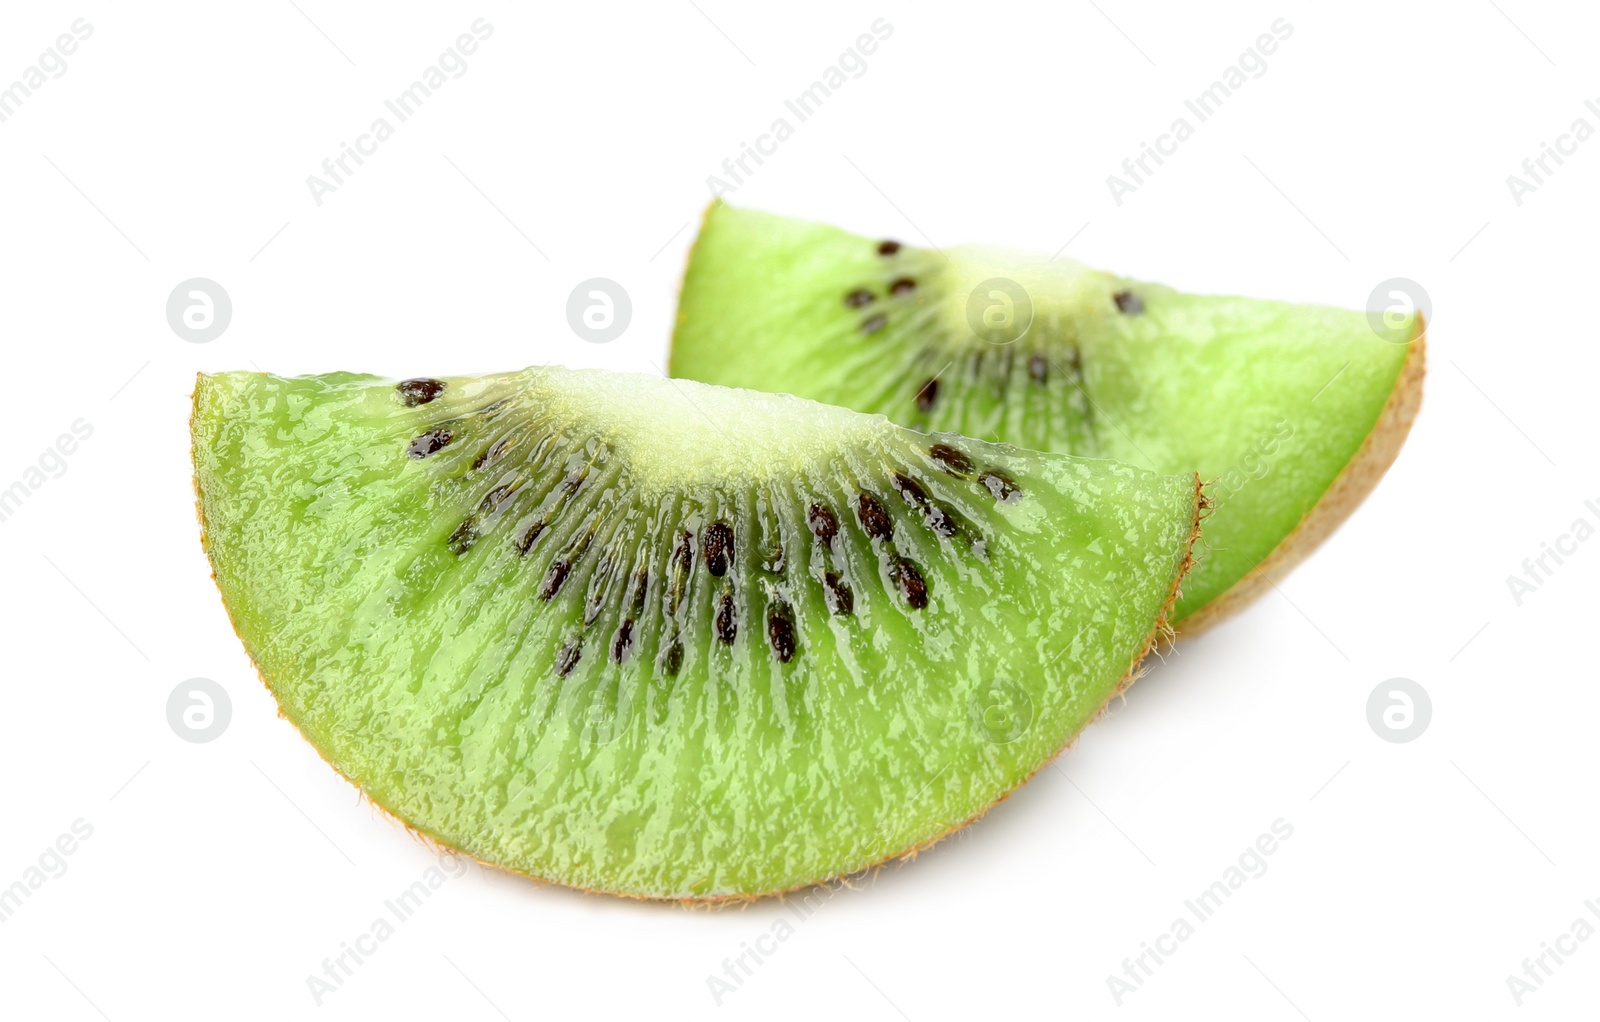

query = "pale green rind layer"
193;366;1199;899
668;202;1417;620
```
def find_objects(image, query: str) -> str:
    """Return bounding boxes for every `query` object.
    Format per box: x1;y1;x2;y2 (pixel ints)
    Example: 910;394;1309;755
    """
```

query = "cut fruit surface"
194;367;1201;899
669;202;1424;627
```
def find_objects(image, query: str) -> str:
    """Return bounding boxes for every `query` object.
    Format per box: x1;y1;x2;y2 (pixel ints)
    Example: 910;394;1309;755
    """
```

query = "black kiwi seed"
702;520;734;577
612;619;635;663
662;640;684;676
516;520;547;555
539;558;572;600
472;437;509;471
860;313;888;335
980;470;1021;502
555;640;582;677
479;485;515;515
928;443;974;477
1029;353;1048;383
877;240;902;256
665;530;694;616
630;570;649;615
893;474;958;538
914;378;939;413
715;591;738;644
767;599;797;663
844;289;875;308
407;429;453;459
823;572;854;616
447;520;477;556
857;493;893;541
893;473;929;506
583;553;617;625
889;277;916;297
893;558;929;610
396;378;445;407
807;503;839;545
671;529;694;573
1113;289;1145;315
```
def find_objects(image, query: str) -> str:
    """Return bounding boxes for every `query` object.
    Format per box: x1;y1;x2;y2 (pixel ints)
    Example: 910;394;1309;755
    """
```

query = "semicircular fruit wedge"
193;366;1201;900
668;202;1425;631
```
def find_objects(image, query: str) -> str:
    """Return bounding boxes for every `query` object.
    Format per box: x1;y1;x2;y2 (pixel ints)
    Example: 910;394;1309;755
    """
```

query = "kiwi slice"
669;203;1425;630
193;366;1201;900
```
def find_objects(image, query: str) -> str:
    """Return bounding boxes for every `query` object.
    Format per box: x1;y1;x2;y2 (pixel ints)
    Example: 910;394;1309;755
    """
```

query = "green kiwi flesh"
193;366;1201;900
668;202;1424;626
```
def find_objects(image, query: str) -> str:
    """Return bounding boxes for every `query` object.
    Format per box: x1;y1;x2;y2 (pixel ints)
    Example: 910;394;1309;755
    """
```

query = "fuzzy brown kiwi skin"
1177;317;1427;638
193;376;1203;906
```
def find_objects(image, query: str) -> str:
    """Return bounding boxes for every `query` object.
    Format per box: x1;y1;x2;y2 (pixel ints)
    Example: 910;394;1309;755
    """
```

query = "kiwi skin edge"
1178;316;1426;638
190;381;1204;905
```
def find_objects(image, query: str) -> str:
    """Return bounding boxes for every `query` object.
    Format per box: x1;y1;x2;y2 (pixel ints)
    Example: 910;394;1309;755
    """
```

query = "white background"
1;1;1595;1018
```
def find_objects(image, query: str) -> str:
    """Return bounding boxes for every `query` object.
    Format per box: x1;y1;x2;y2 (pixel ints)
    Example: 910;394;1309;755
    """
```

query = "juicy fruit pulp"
193;367;1201;899
669;203;1424;626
